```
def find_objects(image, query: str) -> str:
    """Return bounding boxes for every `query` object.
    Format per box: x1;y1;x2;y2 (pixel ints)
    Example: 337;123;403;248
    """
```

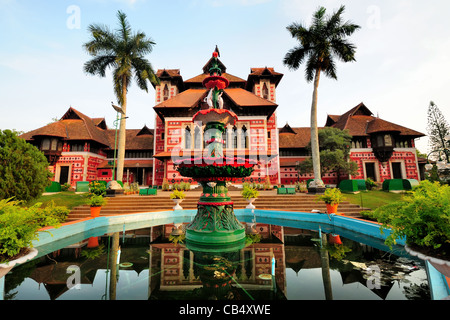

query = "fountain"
174;50;257;248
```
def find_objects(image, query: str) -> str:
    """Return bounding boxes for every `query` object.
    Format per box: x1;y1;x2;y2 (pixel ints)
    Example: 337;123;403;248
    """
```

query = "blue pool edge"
33;208;450;300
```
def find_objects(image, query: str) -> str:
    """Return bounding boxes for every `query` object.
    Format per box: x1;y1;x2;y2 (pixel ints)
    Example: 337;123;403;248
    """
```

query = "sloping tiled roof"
246;67;283;89
278;127;313;149
21;107;111;147
153;87;278;110
327;103;425;137
153;89;207;109
279;123;297;134
104;127;154;150
184;72;246;86
157;69;182;78
224;88;278;107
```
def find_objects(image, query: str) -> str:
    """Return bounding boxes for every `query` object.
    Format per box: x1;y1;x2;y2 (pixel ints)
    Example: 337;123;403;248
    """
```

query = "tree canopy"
0;130;52;202
427;101;449;159
296;127;358;182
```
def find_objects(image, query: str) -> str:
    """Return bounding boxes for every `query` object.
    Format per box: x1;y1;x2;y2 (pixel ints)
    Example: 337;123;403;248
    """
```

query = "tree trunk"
116;77;127;182
310;69;323;187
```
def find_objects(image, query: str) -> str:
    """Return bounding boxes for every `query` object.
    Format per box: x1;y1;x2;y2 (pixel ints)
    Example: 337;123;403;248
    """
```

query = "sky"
1;0;449;154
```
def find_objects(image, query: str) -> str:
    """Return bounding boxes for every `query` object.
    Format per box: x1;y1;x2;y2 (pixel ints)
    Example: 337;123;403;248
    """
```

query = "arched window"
163;84;169;101
241;125;248;149
232;126;238;149
184;126;191;149
194;126;201;149
262;82;269;99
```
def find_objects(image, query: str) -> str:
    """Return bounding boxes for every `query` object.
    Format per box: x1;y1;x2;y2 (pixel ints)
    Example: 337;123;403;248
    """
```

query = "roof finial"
214;45;220;57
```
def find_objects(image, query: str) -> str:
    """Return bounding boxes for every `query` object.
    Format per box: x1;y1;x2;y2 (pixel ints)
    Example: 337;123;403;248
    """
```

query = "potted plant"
0;198;60;278
316;188;345;214
170;189;185;210
372;180;450;277
241;185;259;209
86;194;107;217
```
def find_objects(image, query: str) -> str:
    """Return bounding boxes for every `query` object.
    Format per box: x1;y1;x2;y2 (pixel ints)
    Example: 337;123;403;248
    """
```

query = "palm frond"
83;24;117;56
284;5;360;82
132;57;159;91
83;55;117;76
322;56;338;80
283;45;308;71
116;10;131;43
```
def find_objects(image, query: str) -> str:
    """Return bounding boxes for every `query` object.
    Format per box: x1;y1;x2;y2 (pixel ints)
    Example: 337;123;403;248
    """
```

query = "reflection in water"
2;223;430;300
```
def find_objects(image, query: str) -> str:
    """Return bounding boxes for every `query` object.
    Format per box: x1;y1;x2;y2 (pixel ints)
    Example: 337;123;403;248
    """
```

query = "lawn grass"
343;189;405;211
28;191;88;210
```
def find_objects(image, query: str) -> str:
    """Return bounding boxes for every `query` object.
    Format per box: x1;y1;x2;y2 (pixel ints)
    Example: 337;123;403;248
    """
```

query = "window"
232;126;238;149
194;126;201;149
41;139;50;150
262;82;269;100
384;134;393;147
184;126;191;149
163;84;169;101
241;125;248;149
50;139;58;151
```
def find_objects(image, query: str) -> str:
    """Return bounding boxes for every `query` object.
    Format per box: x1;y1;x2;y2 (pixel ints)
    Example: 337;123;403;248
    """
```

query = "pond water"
2;219;430;300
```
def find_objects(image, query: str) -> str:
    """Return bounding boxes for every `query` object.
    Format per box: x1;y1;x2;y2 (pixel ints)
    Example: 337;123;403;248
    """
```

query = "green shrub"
372;180;450;251
316;188;345;205
0;198;61;262
0;130;53;202
89;181;106;196
365;178;376;190
86;194;107;207
170;189;185;200
241;186;259;199
40;200;70;223
61;183;71;191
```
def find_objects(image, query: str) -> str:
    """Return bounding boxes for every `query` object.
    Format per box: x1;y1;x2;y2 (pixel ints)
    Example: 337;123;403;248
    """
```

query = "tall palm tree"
83;10;159;182
283;5;360;189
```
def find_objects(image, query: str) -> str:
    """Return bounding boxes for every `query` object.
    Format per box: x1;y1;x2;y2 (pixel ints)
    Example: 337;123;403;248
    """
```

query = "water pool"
2;214;430;300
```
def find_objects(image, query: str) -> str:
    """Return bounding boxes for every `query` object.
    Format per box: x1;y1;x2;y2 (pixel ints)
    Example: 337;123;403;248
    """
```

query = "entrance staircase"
66;191;368;222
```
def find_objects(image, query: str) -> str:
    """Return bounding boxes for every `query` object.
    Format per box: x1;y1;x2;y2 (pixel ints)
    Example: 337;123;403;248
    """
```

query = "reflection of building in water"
148;223;287;299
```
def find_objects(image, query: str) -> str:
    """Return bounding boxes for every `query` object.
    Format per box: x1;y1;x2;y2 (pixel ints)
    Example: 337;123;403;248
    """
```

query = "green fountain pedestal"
186;181;246;246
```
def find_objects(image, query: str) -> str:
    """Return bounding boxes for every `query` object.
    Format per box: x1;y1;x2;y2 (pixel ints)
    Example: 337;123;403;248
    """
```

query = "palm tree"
83;10;159;182
283;5;360;189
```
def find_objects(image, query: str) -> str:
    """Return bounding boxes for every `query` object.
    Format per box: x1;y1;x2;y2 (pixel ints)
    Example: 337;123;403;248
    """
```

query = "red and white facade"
21;56;425;188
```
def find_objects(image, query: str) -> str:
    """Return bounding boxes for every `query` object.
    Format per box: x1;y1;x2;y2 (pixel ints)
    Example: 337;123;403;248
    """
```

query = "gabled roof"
136;125;153;136
104;126;153;151
202;57;227;74
21;107;111;147
155;69;184;90
326;103;425;138
279;123;297;135
157;69;182;79
184;72;246;89
246;67;283;89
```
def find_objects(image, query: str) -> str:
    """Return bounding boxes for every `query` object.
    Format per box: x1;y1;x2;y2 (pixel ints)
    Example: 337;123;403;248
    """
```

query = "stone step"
67;193;367;222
